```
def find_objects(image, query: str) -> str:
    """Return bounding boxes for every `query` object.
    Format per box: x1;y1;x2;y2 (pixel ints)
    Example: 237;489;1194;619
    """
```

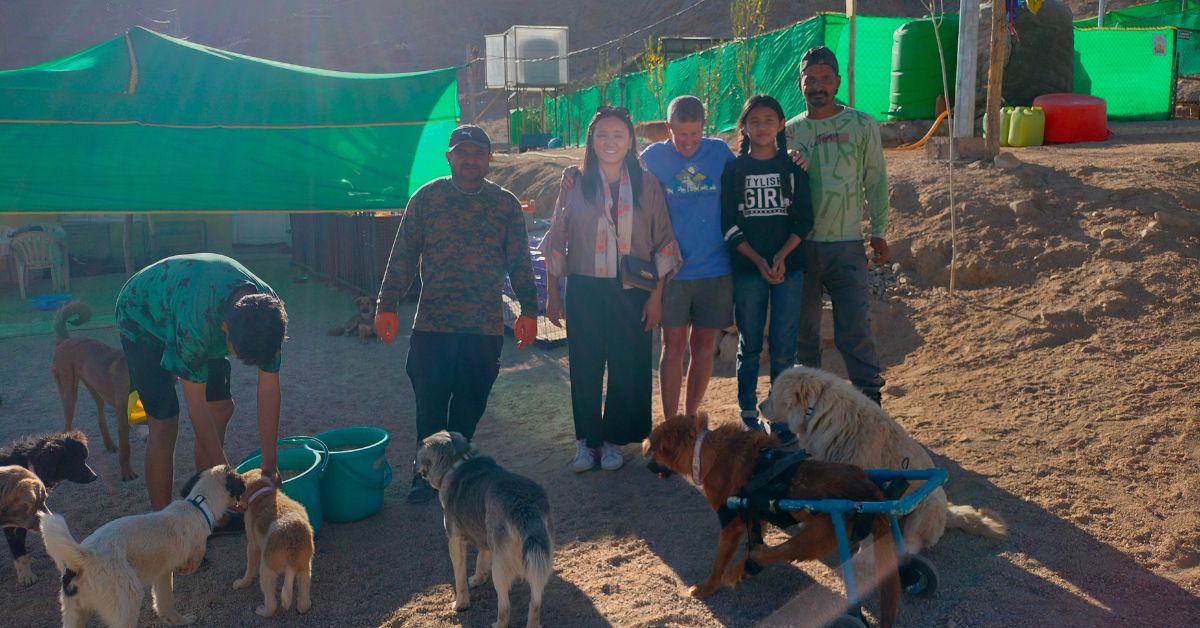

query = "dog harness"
716;447;813;531
187;495;215;532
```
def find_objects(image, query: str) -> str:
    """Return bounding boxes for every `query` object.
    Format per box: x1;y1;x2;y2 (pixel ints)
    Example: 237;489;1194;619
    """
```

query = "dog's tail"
945;503;1008;539
38;512;89;594
870;514;902;628
53;302;92;343
516;511;554;591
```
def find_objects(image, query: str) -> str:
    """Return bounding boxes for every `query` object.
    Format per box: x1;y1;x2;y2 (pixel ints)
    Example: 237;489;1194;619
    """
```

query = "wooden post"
984;0;1008;155
846;0;857;107
954;0;981;138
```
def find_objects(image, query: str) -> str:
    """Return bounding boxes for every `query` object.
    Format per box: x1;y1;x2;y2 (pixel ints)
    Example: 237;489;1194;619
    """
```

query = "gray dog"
416;431;554;628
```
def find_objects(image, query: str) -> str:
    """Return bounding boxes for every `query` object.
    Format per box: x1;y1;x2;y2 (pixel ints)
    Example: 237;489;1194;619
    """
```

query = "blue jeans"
795;240;885;399
734;271;804;414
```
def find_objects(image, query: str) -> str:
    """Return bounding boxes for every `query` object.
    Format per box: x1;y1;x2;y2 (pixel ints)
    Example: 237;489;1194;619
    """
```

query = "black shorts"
120;336;232;420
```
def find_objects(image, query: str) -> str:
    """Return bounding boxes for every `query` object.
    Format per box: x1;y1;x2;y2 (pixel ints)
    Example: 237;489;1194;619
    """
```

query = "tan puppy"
233;468;314;617
328;295;377;342
50;302;136;481
761;366;1007;553
40;465;245;627
0;466;47;531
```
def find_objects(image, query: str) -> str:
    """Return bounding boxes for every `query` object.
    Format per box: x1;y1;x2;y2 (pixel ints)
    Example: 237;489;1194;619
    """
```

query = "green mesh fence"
547;11;1186;145
1074;27;1177;120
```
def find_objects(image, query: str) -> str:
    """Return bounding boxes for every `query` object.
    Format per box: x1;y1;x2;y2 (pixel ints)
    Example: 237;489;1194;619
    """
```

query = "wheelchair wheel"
900;554;939;597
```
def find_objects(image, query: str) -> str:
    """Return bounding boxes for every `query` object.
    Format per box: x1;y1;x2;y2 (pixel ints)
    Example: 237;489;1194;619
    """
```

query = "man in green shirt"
116;253;287;515
786;46;889;404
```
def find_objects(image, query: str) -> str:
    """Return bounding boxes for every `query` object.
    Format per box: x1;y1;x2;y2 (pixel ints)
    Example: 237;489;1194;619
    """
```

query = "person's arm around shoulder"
504;192;539;348
375;190;426;342
861;116;890;264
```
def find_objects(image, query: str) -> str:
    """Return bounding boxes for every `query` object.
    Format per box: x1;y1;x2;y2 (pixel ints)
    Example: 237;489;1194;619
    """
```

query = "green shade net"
547;14;938;147
1074;27;1177;119
1076;1;1200;76
0;27;458;213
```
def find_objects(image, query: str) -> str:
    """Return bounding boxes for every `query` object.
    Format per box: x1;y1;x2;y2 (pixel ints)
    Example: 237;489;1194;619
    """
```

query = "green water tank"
889;15;959;121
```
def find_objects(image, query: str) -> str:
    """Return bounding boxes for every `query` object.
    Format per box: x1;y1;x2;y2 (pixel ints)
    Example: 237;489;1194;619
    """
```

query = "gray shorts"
661;275;734;329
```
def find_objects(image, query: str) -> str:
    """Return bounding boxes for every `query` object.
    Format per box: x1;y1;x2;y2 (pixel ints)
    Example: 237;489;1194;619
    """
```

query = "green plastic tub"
237;436;328;535
307;427;393;523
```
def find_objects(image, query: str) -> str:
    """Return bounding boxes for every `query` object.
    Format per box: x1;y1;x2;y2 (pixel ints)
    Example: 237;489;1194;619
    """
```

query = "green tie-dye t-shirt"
785;107;889;242
115;253;280;382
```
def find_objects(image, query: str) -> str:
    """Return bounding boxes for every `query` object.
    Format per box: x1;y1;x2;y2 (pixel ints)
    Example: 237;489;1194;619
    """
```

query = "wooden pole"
846;0;857;107
984;0;1008;156
953;0;981;138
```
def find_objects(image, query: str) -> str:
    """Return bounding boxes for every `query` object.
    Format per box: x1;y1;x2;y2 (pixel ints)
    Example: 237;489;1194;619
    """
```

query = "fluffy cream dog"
761;366;1007;552
39;465;246;627
233;468;314;617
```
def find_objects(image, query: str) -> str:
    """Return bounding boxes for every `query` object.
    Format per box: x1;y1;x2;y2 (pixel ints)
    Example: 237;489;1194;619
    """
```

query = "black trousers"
406;330;503;445
565;275;652;447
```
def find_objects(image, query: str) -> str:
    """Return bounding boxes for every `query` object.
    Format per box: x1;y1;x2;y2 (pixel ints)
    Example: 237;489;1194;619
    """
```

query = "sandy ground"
2;122;1199;627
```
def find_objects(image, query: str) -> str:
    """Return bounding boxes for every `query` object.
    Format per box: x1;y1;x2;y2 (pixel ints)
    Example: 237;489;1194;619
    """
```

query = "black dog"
1;431;97;585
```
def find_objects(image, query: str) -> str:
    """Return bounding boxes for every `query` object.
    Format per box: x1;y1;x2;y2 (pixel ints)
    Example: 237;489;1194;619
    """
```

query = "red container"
1032;93;1108;143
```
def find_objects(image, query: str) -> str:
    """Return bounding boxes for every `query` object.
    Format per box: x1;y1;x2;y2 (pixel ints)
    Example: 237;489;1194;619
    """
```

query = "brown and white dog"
50;301;136;481
328;296;377;342
1;431;97;586
0;466;48;531
233;468;314;617
643;414;901;628
40;465;245;627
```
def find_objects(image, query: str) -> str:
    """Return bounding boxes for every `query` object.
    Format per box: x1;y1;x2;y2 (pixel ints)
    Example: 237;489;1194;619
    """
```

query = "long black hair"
580;106;642;207
734;94;794;199
736;94;788;157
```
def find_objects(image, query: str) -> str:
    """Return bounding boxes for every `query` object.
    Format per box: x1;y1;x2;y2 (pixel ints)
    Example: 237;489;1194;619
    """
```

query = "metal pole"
1098;0;1106;27
953;0;981;138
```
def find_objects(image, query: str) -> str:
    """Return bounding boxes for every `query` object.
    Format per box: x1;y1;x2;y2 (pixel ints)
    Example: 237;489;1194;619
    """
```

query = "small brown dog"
50;302;135;481
643;413;901;628
328;296;377;342
233;469;314;617
0;466;47;531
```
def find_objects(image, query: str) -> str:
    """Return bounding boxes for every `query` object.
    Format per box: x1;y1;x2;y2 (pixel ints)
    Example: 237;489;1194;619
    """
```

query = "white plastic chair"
11;230;69;299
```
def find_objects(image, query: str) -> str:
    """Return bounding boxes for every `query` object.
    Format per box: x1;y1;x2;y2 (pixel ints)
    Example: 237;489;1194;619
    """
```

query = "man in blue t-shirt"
640;96;736;419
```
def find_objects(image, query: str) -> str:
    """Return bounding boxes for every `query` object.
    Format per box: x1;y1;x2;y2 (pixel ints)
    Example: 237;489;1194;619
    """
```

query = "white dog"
40;465;246;627
761;366;1007;552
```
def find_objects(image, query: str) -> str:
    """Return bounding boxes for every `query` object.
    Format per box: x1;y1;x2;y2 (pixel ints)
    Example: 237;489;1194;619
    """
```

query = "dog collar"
799;397;819;429
692;429;709;486
450;450;474;471
187;495;215;532
246;481;276;506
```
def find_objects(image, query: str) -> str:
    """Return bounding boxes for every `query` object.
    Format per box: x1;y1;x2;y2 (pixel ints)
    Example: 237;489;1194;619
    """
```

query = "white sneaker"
570;440;596;472
600;443;624;471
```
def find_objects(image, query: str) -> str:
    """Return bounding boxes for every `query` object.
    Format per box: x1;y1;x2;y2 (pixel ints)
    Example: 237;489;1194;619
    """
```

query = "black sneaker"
210;511;244;537
406;474;437;504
